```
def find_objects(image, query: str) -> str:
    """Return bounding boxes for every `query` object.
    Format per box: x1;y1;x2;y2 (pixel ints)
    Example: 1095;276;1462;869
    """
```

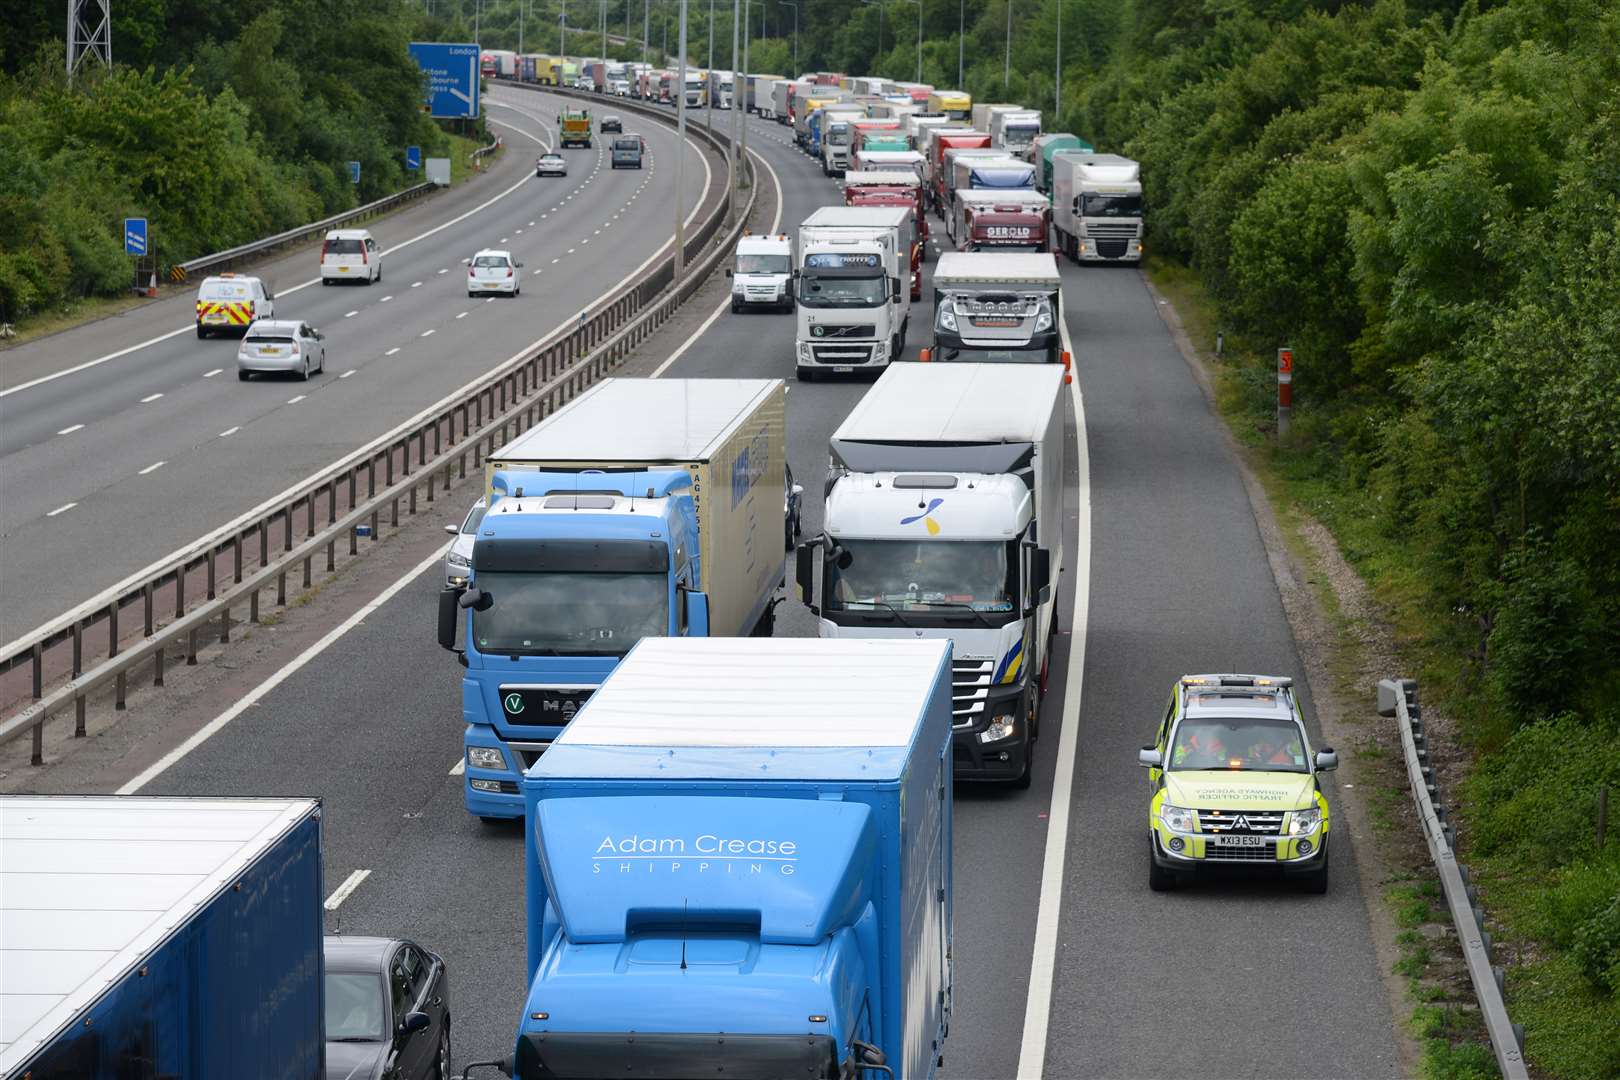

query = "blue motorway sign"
408;42;481;119
124;217;148;256
348;161;362;184
406;145;421;170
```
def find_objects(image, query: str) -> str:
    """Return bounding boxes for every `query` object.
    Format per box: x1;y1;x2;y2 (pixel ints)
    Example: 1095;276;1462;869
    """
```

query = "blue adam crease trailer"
459;636;956;1080
0;796;325;1079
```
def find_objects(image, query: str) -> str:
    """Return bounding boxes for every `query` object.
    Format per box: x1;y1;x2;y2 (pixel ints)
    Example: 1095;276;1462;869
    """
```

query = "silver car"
443;497;486;586
535;153;567;177
237;319;325;381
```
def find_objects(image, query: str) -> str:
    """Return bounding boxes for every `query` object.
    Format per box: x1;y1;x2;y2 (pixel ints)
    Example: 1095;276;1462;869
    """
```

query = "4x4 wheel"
1148;838;1178;892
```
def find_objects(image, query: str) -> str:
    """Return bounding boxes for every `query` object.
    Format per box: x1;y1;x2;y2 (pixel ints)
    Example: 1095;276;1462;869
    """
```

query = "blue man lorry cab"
454;637;954;1080
437;379;788;822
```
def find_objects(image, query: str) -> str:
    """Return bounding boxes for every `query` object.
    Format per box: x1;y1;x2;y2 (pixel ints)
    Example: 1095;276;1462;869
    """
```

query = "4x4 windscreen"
325;238;365;254
1168;717;1308;773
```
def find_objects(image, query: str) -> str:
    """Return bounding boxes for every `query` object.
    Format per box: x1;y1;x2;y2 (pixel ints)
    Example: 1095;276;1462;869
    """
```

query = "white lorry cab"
795;363;1066;788
1052;152;1144;263
991;109;1043;158
794;206;912;381
728;232;794;313
819;109;868;175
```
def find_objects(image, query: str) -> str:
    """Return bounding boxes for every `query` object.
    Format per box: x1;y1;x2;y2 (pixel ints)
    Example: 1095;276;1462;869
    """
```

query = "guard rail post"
1378;678;1529;1080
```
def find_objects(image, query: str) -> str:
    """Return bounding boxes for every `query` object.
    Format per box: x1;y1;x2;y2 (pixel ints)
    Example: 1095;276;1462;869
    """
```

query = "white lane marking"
138;460;166;475
528;220;535;226
118;542;452;795
339;370;355;379
46;502;78;517
286;395;306;404
551;258;560;264
567;248;576;254
139;392;163;403
437;268;448;275
202;368;223;378
1015;315;1092;1080
3;148;542;400
56;424;84;435
345;310;359;318
380;295;393;302
324;869;372;911
649;146;784;379
456;311;469;319
516;229;524;235
420;329;436;338
218;426;240;437
411;281;422;288
385;347;401;356
449;757;466;776
501;237;509;243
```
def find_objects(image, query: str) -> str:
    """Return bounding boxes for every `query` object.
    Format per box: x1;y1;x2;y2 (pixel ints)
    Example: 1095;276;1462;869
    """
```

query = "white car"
237;319;325;381
320;228;381;285
443;498;487;586
468;249;522;297
535;153;567;177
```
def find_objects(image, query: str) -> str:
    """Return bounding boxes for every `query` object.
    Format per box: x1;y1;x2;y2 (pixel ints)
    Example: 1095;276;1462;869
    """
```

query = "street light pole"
729;0;741;224
643;0;650;65
707;0;715;130
518;0;524;53
1004;0;1011;88
779;0;797;75
915;0;922;83
958;0;963;87
1054;0;1061;118
675;0;689;283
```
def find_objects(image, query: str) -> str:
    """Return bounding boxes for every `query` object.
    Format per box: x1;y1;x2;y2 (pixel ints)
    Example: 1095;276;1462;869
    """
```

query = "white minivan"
320;229;381;284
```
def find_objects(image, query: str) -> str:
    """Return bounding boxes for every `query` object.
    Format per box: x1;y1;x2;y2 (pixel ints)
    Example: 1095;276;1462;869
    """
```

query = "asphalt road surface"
0;87;713;640
38;105;1400;1077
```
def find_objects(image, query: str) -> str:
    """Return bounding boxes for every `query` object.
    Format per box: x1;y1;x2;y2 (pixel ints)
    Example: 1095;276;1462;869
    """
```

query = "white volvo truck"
795;363;1065;787
794;206;911;381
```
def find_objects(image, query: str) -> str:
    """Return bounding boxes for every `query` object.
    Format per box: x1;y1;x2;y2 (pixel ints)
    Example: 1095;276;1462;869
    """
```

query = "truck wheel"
1148;839;1178;892
796;366;815;382
1012;750;1033;789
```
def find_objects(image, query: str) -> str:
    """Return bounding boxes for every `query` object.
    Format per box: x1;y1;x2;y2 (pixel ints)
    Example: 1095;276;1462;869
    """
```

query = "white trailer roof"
933;251;1061;287
835;363;1065;443
957;188;1049;208
802;205;912;229
842;170;920;187
554;637;951;748
0;797;317;1072
496;378;780;463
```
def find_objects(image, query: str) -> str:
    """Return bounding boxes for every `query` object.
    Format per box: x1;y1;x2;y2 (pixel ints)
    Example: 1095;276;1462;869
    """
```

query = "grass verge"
1145;255;1620;1079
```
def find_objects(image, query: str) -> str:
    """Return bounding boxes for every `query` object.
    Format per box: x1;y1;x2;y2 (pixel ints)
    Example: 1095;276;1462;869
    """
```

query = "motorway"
15;103;1401;1077
0;86;714;641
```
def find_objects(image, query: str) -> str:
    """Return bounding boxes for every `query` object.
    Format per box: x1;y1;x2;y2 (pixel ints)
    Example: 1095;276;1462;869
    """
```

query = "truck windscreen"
515;1031;840;1080
472;571;667;655
799;273;886;307
828;539;1018;618
1082;193;1142;217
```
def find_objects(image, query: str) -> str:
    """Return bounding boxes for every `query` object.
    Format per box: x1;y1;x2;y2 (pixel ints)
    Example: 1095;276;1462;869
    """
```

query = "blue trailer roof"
530;638;952;782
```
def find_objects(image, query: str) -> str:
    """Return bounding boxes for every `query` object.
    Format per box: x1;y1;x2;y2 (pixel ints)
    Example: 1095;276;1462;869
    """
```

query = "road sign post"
406;145;421;170
1277;346;1294;439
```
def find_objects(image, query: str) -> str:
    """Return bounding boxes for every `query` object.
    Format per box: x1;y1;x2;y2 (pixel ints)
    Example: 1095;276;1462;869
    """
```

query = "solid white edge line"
56;424;84;435
117;543;451;795
46;503;77;517
137;461;166;475
324;868;373;910
648;145;784;379
1014;314;1091;1080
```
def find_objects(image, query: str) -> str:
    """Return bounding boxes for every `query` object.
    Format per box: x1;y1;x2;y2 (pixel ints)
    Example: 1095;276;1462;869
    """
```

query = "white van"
194;274;274;338
727;233;793;313
320;229;381;284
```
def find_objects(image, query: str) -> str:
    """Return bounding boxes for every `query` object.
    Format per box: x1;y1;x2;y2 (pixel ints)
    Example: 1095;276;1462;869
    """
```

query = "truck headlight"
1034;302;1053;333
447;550;471;568
798;342;812;361
938;303;958;332
872;340;889;360
467;746;506;771
1288;806;1322;835
1158;803;1197;834
978;714;1018;743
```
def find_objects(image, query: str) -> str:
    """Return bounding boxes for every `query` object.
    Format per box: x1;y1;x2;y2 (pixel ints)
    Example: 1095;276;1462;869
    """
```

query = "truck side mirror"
795;541;817;612
458;586;490;611
687;591;710;636
437;589;462;651
890;277;901;302
1030;546;1052;595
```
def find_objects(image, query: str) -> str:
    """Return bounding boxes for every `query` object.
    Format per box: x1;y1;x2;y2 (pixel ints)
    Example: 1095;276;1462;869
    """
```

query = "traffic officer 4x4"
1137;674;1338;893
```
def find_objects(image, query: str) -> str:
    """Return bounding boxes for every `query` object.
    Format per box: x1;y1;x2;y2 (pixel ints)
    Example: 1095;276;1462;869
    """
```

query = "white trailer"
970;102;1019;133
796;363;1067;788
1052;152;1144;264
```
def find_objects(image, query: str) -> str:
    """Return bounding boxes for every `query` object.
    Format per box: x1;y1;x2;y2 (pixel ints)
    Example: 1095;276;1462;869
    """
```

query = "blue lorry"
437;378;789;822
456;636;955;1080
0;796;325;1078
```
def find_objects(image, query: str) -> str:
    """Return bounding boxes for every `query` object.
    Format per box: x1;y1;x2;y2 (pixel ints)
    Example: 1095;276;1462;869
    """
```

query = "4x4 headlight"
1289;806;1323;835
938;303;958;332
978;714;1017;743
467;746;506;771
447;550;471;569
1158;803;1196;834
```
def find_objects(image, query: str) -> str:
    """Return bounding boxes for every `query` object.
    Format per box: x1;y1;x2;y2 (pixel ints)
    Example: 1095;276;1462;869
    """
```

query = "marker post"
1277;346;1294;439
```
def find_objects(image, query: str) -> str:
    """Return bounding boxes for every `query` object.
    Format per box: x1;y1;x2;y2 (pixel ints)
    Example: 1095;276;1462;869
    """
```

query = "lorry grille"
1086;222;1138;238
814;323;876;338
1201;843;1279;863
811;344;877;364
1197;809;1284;835
951;658;994;726
1097;240;1130;258
500;685;595;726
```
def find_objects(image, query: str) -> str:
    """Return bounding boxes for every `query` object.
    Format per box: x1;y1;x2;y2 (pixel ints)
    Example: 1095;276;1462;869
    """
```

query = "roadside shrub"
1571;894;1620;996
1466;713;1620;863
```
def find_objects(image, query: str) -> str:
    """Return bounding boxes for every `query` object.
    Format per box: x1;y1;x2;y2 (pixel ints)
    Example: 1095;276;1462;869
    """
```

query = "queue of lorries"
1;66;1338;1080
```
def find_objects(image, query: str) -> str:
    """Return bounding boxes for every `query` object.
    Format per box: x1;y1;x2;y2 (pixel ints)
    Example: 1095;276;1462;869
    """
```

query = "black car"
325;935;451;1080
600;114;623;132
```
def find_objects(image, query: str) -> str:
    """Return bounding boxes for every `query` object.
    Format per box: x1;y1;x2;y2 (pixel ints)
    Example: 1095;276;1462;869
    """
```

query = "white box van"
194;274;274;339
320;229;381;285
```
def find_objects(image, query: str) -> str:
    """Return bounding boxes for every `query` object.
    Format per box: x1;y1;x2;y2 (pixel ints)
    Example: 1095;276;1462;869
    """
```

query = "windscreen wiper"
912;598;999;629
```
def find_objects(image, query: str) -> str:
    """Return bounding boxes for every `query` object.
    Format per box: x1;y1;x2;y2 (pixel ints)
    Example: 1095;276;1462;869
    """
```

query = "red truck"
954;189;1052;254
929;132;992;214
844;171;928;299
